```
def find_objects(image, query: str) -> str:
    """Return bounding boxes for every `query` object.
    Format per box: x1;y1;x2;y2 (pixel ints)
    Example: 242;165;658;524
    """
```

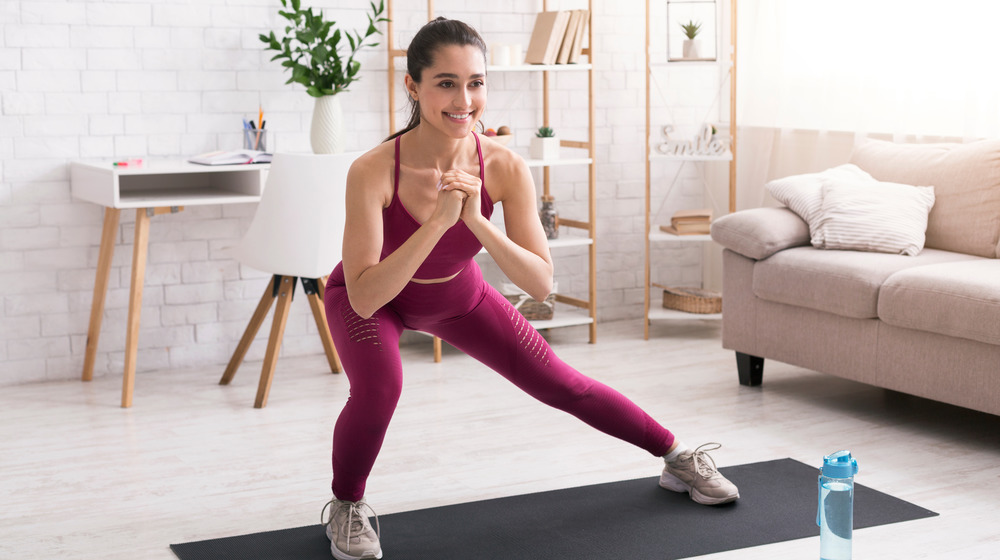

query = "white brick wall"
0;0;729;386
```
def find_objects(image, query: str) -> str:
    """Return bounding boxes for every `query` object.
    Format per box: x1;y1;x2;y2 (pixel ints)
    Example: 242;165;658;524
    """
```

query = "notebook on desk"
188;150;272;166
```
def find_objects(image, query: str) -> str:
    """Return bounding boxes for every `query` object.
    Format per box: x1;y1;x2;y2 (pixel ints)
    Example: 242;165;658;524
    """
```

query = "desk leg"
306;277;342;374
82;207;121;382
121;208;151;408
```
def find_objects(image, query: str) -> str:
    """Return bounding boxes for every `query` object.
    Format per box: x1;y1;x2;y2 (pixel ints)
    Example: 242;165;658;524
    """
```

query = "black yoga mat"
171;458;937;560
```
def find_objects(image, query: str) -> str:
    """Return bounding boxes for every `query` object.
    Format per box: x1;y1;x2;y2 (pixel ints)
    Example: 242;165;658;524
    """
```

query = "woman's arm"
450;152;554;302
341;153;466;319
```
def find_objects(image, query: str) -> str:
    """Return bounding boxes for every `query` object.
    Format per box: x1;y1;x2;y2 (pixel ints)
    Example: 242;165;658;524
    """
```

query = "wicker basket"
500;282;557;320
661;286;722;314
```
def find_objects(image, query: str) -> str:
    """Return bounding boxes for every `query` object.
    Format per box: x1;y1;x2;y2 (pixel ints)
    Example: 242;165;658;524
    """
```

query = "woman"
322;17;739;560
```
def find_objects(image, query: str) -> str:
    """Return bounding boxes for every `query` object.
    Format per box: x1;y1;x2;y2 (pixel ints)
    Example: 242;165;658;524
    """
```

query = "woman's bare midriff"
409;268;463;284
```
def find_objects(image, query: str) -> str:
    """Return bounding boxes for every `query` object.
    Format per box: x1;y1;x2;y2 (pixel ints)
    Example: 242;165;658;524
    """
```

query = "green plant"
260;0;389;97
536;126;555;138
680;20;702;40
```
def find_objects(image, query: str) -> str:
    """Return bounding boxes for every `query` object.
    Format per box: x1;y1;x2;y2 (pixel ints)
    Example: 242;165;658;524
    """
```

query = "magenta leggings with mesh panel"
324;261;675;502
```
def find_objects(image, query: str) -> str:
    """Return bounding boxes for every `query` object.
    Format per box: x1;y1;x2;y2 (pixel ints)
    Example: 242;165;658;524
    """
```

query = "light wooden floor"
3;319;999;559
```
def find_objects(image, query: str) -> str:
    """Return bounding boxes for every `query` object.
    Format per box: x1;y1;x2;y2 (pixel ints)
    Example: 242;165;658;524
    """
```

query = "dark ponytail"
385;17;488;142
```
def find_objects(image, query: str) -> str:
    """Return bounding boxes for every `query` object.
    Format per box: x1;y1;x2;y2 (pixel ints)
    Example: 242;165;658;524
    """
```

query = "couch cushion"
711;207;810;260
879;260;1000;346
812;179;936;256
753;247;980;319
849;139;1000;258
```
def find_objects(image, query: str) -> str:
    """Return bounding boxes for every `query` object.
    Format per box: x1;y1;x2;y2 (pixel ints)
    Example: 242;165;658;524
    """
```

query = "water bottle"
817;450;859;560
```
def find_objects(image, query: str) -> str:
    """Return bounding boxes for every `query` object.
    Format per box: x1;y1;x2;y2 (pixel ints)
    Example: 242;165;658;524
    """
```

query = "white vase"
310;95;344;154
530;137;560;160
682;39;700;59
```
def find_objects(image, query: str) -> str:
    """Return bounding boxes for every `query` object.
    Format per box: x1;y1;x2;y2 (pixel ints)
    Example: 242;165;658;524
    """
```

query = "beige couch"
710;139;1000;416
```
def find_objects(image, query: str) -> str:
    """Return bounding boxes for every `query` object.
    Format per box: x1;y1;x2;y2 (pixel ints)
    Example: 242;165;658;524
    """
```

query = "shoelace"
689;442;723;479
321;498;381;555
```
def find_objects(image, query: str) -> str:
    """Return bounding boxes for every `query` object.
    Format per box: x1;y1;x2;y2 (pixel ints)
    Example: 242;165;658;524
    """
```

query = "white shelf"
648;307;722;321
477;236;592;256
529;308;594;330
525;157;592;168
71;160;267;209
649;231;712;243
547;237;592;249
488;63;592;73
416;307;594;335
649;152;732;162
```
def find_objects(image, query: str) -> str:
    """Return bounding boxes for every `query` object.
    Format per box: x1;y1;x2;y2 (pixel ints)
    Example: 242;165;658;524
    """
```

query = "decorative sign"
657;124;727;156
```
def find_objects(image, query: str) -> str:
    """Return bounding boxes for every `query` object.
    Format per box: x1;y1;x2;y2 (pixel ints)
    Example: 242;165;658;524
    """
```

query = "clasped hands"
432;168;483;227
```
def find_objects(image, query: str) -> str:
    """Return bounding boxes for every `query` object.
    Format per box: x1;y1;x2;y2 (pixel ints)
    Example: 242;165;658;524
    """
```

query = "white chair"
221;151;363;408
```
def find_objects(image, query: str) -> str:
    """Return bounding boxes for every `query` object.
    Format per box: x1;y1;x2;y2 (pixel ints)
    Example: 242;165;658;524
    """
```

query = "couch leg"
736;352;764;386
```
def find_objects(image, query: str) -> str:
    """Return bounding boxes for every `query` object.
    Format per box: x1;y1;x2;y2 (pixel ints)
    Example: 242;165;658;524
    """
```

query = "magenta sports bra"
380;133;495;280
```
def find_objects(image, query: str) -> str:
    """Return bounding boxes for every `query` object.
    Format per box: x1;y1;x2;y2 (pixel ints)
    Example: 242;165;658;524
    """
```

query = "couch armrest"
710;207;811;260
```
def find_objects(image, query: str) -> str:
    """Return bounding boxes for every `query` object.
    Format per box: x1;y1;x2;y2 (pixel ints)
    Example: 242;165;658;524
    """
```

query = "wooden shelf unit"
385;1;598;359
644;0;737;339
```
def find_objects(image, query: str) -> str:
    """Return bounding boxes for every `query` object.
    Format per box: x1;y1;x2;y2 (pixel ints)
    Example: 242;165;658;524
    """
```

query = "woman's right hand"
428;183;467;229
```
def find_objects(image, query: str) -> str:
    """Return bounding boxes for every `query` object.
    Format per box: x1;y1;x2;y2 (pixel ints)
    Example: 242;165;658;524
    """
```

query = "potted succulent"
261;0;388;153
680;20;702;59
530;126;559;160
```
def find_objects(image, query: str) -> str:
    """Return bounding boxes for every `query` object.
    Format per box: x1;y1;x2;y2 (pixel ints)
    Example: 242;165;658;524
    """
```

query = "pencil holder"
243;129;267;152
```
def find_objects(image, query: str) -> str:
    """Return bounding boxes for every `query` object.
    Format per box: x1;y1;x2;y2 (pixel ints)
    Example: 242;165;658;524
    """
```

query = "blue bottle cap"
821;450;859;478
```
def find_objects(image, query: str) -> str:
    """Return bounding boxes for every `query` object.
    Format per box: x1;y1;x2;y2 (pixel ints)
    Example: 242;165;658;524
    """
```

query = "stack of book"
659;208;713;235
524;10;590;65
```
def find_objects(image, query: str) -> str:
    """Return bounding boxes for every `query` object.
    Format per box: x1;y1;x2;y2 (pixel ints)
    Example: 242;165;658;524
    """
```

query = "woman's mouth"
445;112;472;122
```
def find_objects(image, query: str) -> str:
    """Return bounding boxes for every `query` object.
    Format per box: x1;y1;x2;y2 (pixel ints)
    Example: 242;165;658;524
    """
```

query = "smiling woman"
318;16;740;560
387;18;490;142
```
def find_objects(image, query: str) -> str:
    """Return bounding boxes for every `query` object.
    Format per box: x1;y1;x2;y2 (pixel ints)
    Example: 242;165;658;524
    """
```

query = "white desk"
71;160;269;407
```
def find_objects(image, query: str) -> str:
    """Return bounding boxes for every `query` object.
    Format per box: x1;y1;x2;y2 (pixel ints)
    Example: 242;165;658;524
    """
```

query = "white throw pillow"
765;164;876;227
811;180;936;256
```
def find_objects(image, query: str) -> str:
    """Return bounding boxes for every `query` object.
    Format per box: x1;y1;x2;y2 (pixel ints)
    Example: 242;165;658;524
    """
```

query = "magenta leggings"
324;262;675;501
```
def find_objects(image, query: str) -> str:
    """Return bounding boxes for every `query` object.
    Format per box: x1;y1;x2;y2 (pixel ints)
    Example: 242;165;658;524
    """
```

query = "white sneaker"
660;443;740;505
321;497;383;560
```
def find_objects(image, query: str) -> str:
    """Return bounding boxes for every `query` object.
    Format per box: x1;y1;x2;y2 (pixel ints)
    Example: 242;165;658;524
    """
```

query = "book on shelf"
525;11;572;65
660;208;713;235
556;10;582;64
567;10;589;64
188;150;272;166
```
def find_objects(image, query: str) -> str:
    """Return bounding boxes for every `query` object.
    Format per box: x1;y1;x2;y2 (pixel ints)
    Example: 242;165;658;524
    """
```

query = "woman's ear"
403;74;418;101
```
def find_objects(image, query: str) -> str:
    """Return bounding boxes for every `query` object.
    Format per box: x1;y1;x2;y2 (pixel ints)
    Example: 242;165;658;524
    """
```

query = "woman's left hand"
439;168;483;225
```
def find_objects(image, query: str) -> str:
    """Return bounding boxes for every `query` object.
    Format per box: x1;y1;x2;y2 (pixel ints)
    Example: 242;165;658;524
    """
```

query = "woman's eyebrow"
432;72;486;79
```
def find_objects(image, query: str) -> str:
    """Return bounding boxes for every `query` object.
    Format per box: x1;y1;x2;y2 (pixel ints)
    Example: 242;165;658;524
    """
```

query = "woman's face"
408;44;487;139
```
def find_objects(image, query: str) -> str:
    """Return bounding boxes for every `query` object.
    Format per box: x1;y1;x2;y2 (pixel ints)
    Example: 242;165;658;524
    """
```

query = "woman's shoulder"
479;133;528;180
347;140;395;204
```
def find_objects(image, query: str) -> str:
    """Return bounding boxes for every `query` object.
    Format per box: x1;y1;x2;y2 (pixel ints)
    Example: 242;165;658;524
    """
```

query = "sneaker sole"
326;523;383;560
659;472;739;506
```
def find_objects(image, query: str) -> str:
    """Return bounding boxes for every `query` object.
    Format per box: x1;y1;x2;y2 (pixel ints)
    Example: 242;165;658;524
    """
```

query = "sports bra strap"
394;135;401;194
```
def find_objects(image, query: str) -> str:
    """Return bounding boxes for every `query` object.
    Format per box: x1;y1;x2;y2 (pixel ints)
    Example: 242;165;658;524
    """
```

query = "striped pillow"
765;164;876;226
812;180;936;256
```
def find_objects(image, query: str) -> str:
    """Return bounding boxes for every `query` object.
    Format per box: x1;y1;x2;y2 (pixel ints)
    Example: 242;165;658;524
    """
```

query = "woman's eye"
471;80;485;87
439;81;454;88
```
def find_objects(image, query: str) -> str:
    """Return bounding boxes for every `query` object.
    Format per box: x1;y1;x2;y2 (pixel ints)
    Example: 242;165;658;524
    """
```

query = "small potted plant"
260;0;388;153
680;20;701;59
530;126;559;160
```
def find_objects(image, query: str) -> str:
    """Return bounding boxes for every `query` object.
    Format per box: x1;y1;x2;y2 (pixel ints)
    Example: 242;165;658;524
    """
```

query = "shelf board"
116;187;262;208
478;236;592;255
649;152;732;162
416;307;593;335
488;63;592;73
649;231;712;243
547;237;593;249
648;307;721;321
525;157;592;167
